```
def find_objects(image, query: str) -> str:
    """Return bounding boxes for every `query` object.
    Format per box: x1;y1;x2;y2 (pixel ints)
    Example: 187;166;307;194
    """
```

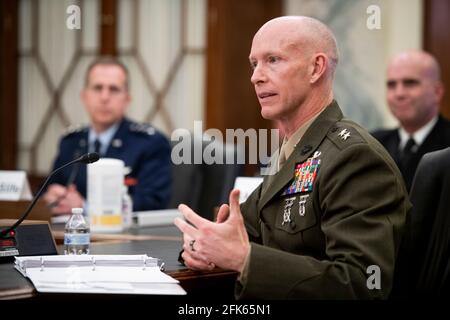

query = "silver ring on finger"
189;239;196;252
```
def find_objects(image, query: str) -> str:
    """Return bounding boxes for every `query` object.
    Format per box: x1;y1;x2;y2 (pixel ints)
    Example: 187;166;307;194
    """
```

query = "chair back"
168;135;243;221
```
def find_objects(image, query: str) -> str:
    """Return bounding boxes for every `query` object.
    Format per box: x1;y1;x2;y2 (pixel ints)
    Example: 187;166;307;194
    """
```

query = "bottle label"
64;233;90;245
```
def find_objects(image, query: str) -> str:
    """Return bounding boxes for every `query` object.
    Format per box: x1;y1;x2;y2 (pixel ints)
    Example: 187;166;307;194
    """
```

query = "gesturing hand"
174;189;250;273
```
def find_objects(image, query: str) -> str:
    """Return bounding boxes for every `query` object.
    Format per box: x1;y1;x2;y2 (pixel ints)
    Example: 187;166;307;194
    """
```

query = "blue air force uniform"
49;118;172;211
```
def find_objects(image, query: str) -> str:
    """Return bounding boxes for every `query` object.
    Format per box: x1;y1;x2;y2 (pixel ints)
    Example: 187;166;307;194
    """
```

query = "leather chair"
168;136;243;221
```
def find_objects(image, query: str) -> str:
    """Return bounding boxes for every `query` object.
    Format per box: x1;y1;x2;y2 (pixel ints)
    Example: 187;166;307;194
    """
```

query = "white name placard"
0;170;33;201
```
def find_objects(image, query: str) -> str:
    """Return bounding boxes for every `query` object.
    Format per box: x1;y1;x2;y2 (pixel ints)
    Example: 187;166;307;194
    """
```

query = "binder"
15;254;186;295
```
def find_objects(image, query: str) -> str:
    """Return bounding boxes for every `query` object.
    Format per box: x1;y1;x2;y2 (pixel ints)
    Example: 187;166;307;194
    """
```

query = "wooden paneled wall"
206;0;282;133
206;0;282;175
424;0;450;119
0;0;18;170
100;0;117;56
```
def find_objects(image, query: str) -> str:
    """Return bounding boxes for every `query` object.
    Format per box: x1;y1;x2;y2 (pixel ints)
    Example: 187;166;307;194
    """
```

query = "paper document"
15;254;186;295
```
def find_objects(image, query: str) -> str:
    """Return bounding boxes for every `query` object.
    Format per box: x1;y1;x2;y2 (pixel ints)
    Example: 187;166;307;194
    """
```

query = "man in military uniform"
174;16;409;299
44;57;172;214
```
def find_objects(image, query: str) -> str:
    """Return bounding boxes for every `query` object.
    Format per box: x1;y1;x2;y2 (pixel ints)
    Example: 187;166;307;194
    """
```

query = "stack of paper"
15;255;186;295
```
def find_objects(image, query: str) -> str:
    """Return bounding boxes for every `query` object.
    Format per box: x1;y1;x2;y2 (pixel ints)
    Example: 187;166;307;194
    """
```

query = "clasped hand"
43;184;84;215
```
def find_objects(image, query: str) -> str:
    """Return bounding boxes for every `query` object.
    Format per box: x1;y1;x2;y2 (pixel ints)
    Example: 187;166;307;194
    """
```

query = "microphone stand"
0;153;99;238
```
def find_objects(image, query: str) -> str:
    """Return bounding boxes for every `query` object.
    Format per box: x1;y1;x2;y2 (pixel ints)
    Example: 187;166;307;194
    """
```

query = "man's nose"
99;87;111;100
393;83;407;97
251;65;266;85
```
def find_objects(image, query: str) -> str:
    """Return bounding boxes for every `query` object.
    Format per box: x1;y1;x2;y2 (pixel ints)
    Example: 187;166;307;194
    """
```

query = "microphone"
79;152;100;164
0;152;99;238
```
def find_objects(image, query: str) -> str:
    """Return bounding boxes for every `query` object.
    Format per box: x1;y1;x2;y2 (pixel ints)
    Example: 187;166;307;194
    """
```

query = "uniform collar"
88;121;121;155
278;112;322;171
398;116;438;150
258;100;342;210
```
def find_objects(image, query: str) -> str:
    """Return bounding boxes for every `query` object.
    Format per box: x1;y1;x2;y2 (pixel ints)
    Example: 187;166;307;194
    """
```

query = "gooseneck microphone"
0;152;99;238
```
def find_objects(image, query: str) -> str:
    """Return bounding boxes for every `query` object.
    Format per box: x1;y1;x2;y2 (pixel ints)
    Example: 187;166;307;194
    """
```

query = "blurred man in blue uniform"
43;57;172;214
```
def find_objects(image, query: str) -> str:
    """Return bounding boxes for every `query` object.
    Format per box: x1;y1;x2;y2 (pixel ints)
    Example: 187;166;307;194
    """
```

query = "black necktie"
400;137;417;189
402;137;417;159
94;139;102;155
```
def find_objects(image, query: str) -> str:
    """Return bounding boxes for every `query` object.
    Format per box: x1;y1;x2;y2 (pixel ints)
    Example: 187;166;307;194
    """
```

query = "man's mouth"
394;102;412;110
258;92;277;99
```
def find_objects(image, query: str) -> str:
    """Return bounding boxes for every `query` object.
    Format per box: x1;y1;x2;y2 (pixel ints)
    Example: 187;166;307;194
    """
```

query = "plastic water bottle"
122;185;133;229
64;207;90;255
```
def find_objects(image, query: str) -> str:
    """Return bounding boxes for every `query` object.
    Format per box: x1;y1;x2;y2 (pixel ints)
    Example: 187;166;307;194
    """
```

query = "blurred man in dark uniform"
372;50;450;192
43;57;172;214
174;16;409;299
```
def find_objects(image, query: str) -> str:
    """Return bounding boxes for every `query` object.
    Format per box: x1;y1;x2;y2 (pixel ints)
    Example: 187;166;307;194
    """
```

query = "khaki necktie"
278;142;288;170
262;143;287;195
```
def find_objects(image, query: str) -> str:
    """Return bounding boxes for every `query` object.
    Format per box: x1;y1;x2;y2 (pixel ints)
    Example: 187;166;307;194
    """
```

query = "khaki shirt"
239;112;320;282
278;113;320;170
236;100;410;299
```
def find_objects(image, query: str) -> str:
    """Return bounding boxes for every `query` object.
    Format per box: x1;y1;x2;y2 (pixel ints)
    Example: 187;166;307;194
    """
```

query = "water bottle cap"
71;207;83;215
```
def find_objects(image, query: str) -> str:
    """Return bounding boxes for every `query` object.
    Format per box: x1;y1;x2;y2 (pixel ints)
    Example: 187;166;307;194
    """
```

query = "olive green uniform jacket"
236;101;410;299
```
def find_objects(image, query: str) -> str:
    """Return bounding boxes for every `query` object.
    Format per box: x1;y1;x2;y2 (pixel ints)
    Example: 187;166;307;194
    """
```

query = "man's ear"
310;53;327;84
123;91;131;112
434;81;444;102
80;89;88;110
